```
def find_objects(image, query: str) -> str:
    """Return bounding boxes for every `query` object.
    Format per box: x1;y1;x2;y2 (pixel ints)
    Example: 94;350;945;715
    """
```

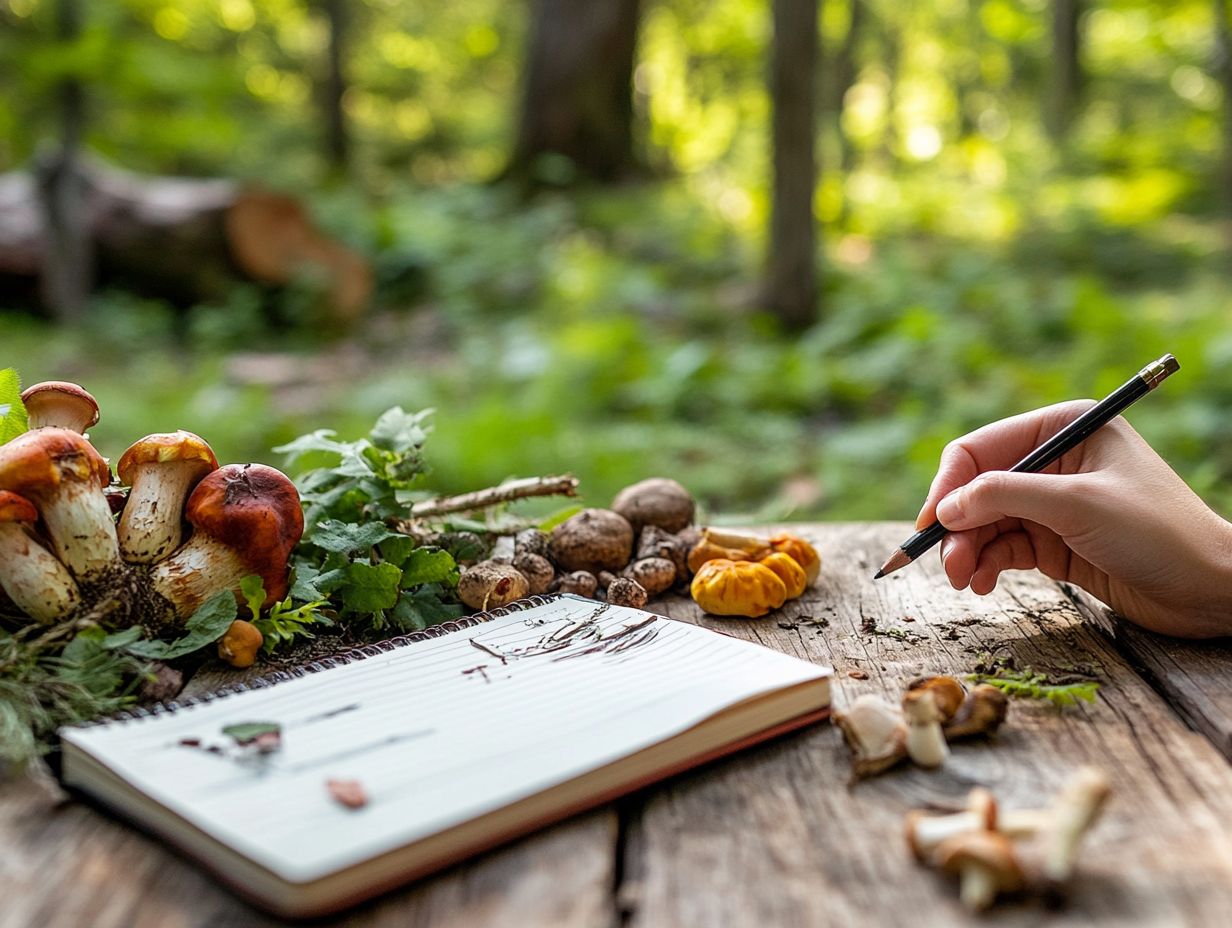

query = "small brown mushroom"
935;830;1025;911
832;694;908;780
611;477;695;534
557;570;598;599
458;560;531;610
549;509;634;573
621;557;675;597
0;490;80;623
512;552;555;595
943;684;1009;740
906;675;966;725
19;381;100;434
606;577;648;609
116;431;219;564
150;464;305;620
217;619;264;668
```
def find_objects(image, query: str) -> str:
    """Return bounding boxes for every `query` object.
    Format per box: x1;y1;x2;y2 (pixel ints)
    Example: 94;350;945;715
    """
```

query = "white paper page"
63;599;829;883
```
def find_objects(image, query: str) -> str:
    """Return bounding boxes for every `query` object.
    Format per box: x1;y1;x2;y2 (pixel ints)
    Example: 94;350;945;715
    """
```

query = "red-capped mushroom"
150;463;304;619
116;431;218;563
19;382;100;434
0;428;120;581
0;490;81;622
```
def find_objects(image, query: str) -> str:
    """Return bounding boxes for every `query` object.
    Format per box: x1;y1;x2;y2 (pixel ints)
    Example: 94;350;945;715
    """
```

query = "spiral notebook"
59;595;832;918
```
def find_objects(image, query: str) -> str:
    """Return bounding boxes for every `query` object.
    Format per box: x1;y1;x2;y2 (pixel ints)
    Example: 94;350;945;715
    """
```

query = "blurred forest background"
1;0;1230;521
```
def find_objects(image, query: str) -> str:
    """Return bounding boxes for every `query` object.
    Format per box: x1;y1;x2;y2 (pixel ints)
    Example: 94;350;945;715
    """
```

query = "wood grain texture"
1067;583;1232;762
624;523;1232;928
5;523;1232;928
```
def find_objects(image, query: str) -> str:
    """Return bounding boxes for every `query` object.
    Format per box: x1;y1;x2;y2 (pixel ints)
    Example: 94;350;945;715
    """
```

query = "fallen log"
0;159;371;323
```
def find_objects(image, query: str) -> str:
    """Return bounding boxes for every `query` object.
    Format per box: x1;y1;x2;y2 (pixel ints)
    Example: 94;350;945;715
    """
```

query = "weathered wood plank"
0;770;616;928
1066;584;1232;762
624;523;1232;928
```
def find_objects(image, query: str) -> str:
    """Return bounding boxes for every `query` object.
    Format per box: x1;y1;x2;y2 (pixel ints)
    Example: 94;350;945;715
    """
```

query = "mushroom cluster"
905;770;1112;910
832;675;1008;781
0;382;304;649
456;477;703;612
687;527;820;617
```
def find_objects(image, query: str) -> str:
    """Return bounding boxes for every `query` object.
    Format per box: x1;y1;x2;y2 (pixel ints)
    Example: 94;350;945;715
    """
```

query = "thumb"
935;471;1093;535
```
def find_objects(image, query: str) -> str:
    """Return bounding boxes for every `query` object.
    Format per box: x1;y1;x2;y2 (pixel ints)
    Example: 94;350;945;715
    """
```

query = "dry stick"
399;474;580;521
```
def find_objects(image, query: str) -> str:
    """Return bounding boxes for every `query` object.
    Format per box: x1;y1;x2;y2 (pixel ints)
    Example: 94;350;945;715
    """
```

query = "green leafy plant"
0;368;28;445
965;669;1101;709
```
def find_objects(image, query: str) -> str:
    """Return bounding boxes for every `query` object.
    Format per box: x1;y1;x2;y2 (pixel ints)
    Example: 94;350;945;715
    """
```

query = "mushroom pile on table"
0;382;304;640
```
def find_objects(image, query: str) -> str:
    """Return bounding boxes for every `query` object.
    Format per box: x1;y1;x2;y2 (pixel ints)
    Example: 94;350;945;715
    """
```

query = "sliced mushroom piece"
0;428;120;582
1036;766;1112;885
0;490;81;622
116;431;219;564
832;693;908;780
606;577;648;609
19;381;100;434
150;464;305;621
458;561;530;610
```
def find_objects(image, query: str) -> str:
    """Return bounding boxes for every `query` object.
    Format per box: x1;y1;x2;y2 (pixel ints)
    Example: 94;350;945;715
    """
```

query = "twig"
401;474;579;521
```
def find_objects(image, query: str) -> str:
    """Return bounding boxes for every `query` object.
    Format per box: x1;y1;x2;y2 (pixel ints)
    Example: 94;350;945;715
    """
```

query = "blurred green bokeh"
1;0;1229;520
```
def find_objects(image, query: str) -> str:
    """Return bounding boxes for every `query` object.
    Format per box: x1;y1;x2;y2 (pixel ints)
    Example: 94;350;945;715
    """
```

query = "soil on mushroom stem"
75;564;179;636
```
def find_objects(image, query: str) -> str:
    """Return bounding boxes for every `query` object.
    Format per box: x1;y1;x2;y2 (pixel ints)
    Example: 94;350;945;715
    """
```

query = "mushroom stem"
149;535;249;619
1040;767;1112;883
0;522;80;623
903;689;950;768
958;864;999;911
40;472;121;582
118;460;209;563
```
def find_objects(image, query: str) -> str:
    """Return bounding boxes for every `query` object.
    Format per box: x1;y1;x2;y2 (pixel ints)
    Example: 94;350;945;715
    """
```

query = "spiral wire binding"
71;594;563;729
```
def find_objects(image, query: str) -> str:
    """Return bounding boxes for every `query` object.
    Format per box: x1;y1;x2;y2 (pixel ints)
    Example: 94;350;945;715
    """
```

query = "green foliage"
241;575;331;654
277;410;464;635
0;368;27;445
966;669;1101;709
124;591;238;660
0;624;149;770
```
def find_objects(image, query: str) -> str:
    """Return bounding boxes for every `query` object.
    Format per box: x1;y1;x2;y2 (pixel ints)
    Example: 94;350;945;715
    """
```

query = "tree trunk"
1;162;371;323
505;0;642;186
39;0;92;323
765;0;820;330
1046;0;1082;140
320;0;349;172
1214;0;1232;227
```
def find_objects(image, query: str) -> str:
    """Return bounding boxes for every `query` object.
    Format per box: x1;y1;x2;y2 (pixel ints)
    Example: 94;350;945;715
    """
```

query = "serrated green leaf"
369;406;431;453
339;562;402;613
378;533;419;567
240;575;266;621
311;519;399;554
399;546;458;587
126;591;238;660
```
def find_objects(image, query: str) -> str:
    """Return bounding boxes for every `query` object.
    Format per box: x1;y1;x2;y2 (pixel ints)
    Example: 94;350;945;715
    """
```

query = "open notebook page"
62;598;829;884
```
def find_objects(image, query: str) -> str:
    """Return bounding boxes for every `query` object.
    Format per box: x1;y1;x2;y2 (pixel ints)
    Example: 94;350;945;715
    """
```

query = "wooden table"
4;523;1232;928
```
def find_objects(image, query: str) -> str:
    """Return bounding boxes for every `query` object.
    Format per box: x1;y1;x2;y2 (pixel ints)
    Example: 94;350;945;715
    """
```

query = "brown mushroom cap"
935;829;1024;910
117;431;218;485
611;477;695;533
907;675;966;723
0;427;111;496
549;508;634;573
0;490;37;524
184;463;305;605
19;381;100;433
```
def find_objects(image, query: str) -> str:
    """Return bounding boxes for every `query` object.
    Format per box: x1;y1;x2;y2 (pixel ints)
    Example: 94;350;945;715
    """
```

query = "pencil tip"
872;569;885;580
876;548;913;578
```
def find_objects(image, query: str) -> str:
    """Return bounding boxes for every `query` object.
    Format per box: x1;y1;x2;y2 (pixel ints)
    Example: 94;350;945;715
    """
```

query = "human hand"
916;400;1232;638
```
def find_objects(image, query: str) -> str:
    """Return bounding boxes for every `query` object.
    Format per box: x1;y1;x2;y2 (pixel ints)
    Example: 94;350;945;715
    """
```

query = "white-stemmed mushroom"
0;490;81;623
935;830;1025;911
903;688;950;768
905;787;998;863
116;431;218;563
19;382;100;434
150;463;304;621
0;428;120;582
833;693;908;780
1035;766;1112;884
